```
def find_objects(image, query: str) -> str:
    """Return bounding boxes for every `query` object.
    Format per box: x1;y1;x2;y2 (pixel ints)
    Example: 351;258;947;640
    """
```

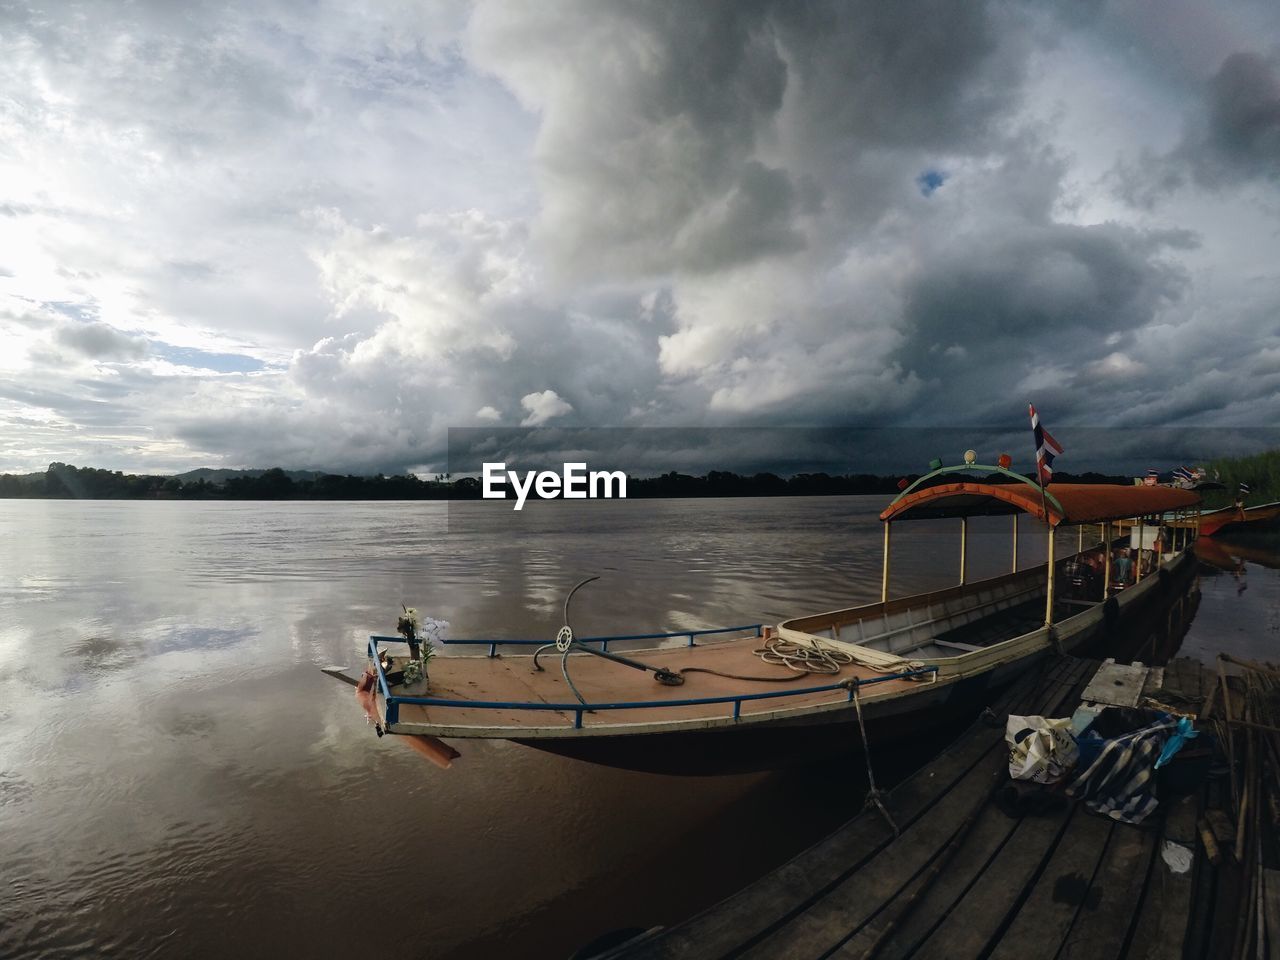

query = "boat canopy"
880;481;1201;527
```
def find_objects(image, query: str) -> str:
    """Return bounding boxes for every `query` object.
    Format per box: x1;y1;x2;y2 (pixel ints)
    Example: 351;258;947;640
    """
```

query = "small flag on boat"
1028;403;1063;485
1174;466;1195;483
1239;482;1251;494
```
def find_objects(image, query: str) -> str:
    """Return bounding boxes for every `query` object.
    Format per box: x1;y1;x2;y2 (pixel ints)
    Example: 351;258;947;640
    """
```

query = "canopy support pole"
1103;521;1113;598
1078;525;1084;555
1012;513;1019;572
959;517;968;585
1135;518;1144;583
1045;525;1056;626
881;521;891;604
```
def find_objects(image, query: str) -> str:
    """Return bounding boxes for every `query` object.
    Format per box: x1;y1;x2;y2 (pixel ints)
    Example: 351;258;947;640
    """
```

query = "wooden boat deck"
605;655;1237;960
386;638;928;734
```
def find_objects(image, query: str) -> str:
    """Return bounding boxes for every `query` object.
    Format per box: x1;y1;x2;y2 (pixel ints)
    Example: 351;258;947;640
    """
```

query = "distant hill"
174;467;326;485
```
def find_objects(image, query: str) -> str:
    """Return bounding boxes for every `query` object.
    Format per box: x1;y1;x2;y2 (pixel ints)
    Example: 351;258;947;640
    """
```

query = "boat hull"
515;552;1199;775
1199;500;1280;537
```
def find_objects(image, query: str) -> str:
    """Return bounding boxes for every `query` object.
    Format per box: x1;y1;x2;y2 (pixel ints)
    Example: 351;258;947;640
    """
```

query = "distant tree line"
0;461;1158;502
0;464;457;500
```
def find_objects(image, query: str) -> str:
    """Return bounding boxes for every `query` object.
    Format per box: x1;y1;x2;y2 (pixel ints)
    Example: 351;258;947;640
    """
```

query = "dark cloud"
1114;50;1280;206
900;223;1188;371
469;0;1026;281
1190;52;1280;186
52;322;148;361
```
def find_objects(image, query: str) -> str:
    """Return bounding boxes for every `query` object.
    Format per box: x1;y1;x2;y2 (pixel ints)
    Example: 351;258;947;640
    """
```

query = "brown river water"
1;497;1276;959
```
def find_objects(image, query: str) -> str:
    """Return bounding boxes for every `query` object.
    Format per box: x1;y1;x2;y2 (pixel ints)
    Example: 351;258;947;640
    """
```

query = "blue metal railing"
370;623;764;658
366;634;938;730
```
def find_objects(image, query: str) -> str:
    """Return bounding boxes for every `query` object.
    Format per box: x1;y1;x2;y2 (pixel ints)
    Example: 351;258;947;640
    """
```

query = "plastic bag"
1007;715;1079;784
1155;715;1199;769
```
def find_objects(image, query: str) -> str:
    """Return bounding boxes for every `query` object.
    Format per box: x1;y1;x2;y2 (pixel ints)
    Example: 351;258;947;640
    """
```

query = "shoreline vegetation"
1;459;1266;502
1;462;924;500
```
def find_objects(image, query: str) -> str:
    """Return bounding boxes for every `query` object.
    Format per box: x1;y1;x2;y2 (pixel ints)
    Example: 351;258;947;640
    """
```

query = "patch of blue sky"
917;169;947;197
153;343;265;373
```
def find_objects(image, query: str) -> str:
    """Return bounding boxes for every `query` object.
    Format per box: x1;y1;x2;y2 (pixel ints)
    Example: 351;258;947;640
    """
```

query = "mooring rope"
852;680;900;838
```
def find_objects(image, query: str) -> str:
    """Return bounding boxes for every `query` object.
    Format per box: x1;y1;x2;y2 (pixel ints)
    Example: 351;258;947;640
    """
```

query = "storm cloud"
0;0;1278;475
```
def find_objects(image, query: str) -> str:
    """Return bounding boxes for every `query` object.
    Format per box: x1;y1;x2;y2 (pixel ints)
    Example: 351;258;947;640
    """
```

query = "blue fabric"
1155;715;1199;769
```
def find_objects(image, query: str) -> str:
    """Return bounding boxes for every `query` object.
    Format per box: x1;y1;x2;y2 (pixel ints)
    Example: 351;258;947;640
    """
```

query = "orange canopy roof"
880;481;1201;526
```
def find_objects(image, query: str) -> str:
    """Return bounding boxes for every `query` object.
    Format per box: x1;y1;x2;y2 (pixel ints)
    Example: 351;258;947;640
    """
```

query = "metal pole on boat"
959;517;967;585
1045;524;1056;626
1012;513;1019;572
881;521;891;603
1134;518;1144;583
1077;525;1083;555
1103;521;1112;598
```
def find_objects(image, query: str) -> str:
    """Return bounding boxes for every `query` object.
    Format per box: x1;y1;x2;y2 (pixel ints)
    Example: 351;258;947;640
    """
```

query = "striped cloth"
1066;717;1177;824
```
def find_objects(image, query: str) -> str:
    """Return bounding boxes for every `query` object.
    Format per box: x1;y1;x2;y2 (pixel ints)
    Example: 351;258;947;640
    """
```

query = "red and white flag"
1029;403;1063;485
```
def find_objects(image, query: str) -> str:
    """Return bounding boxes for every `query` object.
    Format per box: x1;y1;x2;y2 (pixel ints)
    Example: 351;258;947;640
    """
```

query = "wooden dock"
602;655;1257;960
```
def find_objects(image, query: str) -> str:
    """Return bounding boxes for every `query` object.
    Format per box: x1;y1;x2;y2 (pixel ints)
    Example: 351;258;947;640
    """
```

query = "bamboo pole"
1012;513;1018;573
1219;655;1239;813
1103;521;1112;598
1135;517;1144;582
881;521;891;603
1045;526;1056;626
959;517;967;585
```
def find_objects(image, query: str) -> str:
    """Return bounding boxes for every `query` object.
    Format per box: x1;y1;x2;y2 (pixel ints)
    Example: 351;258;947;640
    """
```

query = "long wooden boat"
335;462;1202;774
1196;498;1280;537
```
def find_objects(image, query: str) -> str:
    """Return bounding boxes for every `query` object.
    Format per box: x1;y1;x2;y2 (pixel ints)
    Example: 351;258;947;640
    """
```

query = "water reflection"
0;499;1274;959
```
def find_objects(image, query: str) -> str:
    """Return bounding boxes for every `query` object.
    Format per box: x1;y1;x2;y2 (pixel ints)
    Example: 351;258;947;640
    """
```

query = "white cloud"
519;389;573;426
475;405;501;421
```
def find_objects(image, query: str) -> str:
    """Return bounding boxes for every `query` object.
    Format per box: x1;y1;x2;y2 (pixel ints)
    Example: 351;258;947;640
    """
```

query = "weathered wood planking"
617;656;1093;960
1128;793;1199;960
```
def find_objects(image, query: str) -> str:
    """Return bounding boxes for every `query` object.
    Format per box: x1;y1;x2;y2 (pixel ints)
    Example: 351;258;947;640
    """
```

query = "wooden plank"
622;658;1084;960
984;810;1114;960
735;765;1005;960
828;802;1022;960
907;809;1073;960
1263;868;1280;960
1127;794;1199;960
1057;818;1156;960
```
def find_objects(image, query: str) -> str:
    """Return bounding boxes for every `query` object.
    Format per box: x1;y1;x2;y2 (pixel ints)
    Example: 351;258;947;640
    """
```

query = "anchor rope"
852;680;900;838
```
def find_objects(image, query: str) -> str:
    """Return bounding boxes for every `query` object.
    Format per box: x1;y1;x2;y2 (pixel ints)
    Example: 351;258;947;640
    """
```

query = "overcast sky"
2;0;1279;475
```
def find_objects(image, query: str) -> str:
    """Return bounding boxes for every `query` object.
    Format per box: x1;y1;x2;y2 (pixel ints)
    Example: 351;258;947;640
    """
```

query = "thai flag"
1240;482;1251;494
1174;466;1194;483
1028;403;1063;485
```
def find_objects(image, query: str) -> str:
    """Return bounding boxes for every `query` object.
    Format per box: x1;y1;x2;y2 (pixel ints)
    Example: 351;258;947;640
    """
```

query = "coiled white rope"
754;637;855;674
